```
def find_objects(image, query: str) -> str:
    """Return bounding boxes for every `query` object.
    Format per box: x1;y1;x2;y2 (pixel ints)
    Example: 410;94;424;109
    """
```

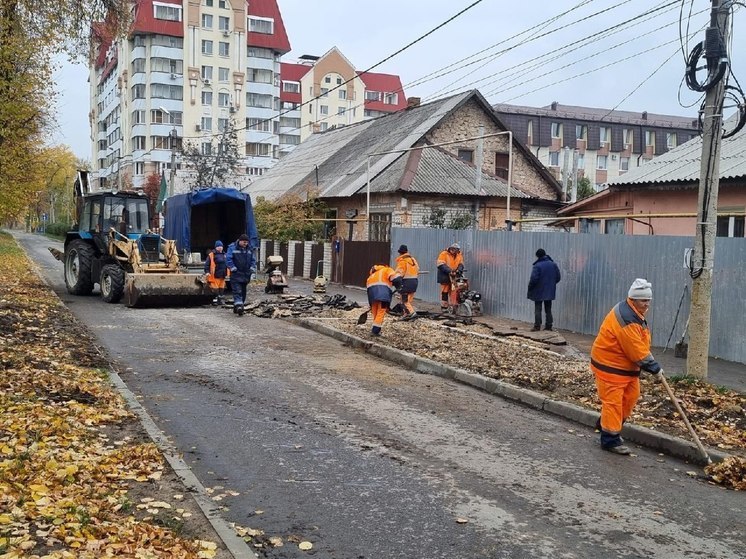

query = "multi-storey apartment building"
278;47;406;156
90;0;290;191
492;102;699;191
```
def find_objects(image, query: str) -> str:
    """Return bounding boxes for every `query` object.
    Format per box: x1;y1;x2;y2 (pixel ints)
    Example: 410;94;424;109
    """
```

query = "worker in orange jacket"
394;244;420;320
436;243;464;311
365;264;401;336
203;240;230;305
590;278;663;455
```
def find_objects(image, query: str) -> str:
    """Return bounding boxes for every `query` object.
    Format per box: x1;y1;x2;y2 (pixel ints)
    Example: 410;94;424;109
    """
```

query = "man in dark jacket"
226;233;256;316
527;248;561;331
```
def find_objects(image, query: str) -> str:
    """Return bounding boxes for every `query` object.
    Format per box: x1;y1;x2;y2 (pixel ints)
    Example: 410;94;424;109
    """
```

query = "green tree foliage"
423;207;446;228
576;176;596;200
181;119;242;190
448;212;475;229
423;207;474;229
254;194;328;242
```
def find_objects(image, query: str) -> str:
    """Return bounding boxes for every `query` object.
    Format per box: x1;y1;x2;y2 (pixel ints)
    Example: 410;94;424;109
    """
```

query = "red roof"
247;0;291;54
92;22;114;69
359;72;407;112
131;0;184;37
279;62;311;103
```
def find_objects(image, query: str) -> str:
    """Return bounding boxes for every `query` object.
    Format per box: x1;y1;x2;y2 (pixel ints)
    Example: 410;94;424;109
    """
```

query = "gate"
340;241;391;287
293;243;304;277
310;243;325;279
279;243;289;274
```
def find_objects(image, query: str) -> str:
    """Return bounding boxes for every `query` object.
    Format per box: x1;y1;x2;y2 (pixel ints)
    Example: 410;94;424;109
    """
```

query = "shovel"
674;315;690;358
357;308;369;325
659;372;712;464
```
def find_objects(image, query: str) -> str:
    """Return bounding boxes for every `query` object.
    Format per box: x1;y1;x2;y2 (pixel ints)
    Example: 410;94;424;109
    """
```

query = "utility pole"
474;125;484;231
686;0;731;380
570;149;579;203
562;146;571;201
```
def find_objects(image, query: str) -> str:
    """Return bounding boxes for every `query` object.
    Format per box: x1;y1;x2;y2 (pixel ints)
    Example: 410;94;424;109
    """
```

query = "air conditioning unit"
611;154;618;160
203;78;211;86
229;105;236;113
195;124;201;132
170;73;178;80
222;30;230;37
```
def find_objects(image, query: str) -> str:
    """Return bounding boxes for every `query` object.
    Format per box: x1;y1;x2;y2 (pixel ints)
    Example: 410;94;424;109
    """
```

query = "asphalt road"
18;231;745;559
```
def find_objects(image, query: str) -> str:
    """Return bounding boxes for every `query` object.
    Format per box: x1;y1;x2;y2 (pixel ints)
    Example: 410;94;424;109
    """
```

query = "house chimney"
642;111;648;120
550;101;558;111
407;97;421;109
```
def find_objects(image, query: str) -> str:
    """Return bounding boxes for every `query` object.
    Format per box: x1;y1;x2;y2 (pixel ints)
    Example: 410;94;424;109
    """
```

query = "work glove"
649;369;664;383
456;264;464;273
230;266;238;273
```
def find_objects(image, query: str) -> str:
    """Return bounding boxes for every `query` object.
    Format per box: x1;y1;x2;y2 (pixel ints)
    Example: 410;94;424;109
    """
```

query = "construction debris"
244;293;361;319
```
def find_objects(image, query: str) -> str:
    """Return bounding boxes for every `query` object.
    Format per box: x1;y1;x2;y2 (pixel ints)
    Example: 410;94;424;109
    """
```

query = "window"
218;67;229;82
218;0;226;7
324;76;331;84
247;93;272;108
201;117;212;131
279;117;300;128
202;40;213;55
605;219;625;235
716;213;745;237
622;128;633;148
218;118;228;132
151;84;183;100
320;87;329;97
150;57;182;74
339;89;347;100
201;91;213;105
131;84;145;100
666;132;677;149
620;156;630;171
246;118;271;131
597;155;608;170
384;92;398;105
132;58;145;73
154;3;182;21
201;142;213;155
320;105;329;115
551;122;561;138
246;142;272;156
369;213;392;242
247;47;273;58
279;134;300;145
201;14;213;28
247;68;273;83
458;149;473;163
337;107;346;116
248;17;273;34
548;151;560;167
337;77;343;85
575;124;587;140
204;0;213;5
132;110;146;124
218;92;230;107
152;35;183;48
576;153;585;169
599;127;610;145
134;35;146;47
365;90;381;101
201;65;213;80
319;122;328;131
218;42;229;57
495;152;509;180
645;130;655;147
132;136;146;150
134;162;144;175
151;109;182;124
219;16;230;31
151;135;180;150
579;218;600;233
283;81;300;93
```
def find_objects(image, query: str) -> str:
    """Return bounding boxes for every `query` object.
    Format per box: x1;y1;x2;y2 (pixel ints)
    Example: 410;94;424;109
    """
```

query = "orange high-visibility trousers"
594;372;640;434
371;301;388;328
400;292;415;315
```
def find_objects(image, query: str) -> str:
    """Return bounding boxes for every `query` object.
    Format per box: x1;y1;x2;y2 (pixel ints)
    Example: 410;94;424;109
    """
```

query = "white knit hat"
449;243;461;250
628;278;652;300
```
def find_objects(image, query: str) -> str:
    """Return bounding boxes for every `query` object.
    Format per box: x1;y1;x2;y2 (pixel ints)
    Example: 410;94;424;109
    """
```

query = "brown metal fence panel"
279;243;289;274
341;241;391;287
310;243;325;279
293;243;304;277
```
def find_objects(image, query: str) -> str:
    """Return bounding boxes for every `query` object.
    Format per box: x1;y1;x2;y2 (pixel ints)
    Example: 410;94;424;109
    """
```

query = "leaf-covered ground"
0;232;224;558
315;309;746;489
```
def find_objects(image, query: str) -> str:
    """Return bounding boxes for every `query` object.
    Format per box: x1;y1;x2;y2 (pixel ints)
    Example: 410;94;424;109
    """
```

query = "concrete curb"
295;318;731;467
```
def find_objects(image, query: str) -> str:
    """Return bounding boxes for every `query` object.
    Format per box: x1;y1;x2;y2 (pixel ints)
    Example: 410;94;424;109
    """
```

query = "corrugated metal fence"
392;228;746;363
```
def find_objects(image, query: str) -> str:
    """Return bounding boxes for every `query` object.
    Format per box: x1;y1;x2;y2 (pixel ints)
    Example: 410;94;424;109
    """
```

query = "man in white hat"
436;243;464;312
590;278;663;455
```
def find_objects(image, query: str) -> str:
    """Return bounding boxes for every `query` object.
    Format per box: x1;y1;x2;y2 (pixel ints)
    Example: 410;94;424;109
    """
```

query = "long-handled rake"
660;373;712;465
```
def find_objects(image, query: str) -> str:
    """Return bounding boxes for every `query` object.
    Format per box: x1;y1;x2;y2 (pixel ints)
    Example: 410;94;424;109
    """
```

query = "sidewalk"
286;277;746;394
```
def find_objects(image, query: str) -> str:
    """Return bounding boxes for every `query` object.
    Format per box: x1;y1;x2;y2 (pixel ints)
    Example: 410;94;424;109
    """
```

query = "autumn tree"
254;193;328;242
181;119;242;190
142;172;162;228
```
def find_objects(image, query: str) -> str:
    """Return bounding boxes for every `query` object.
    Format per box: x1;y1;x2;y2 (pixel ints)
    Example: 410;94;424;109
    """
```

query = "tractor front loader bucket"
123;273;213;308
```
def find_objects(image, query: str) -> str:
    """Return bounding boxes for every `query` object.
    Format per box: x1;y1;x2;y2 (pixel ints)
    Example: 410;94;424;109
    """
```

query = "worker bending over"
394;244;420;320
366;264;401;336
436;243;464;311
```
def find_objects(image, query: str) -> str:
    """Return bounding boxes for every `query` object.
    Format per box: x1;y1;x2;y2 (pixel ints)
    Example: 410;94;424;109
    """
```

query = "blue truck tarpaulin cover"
163;187;259;254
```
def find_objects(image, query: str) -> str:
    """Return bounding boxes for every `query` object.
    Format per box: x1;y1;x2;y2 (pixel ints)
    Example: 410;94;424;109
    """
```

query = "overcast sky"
51;0;745;160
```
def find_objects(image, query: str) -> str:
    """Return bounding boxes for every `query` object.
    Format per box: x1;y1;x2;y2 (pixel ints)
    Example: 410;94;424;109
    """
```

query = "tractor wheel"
64;240;95;295
100;264;125;304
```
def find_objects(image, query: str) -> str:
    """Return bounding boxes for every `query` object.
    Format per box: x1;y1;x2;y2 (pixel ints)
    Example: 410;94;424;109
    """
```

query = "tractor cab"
76;193;150;249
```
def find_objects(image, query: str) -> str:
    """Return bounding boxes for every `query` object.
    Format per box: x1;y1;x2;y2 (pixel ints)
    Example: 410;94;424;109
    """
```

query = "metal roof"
608;116;746;187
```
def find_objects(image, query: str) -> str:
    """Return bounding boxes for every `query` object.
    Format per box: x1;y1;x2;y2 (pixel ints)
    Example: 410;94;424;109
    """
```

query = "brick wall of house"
426;98;558;200
521;204;562;232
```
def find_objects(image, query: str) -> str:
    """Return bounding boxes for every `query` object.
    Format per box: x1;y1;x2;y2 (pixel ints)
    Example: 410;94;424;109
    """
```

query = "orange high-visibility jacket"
590;299;656;378
436;250;463;284
395;253;419;294
366;265;399;305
